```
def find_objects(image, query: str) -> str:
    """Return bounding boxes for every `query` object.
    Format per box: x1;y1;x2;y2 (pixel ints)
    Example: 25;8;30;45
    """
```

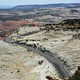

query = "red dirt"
0;20;43;39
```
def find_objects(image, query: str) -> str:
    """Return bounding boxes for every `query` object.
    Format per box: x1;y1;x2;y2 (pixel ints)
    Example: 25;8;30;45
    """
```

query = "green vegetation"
61;19;80;25
64;66;80;80
68;66;80;80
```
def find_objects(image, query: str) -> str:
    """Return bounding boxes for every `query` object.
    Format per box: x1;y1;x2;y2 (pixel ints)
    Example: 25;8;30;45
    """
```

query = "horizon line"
0;2;80;6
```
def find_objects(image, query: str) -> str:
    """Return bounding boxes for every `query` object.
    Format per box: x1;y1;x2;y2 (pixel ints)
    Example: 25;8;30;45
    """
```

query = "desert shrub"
72;33;80;39
38;60;44;65
68;66;80;80
46;76;59;80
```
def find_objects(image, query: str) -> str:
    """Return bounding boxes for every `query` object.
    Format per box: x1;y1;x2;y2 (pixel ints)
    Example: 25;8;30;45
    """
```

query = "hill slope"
13;3;80;10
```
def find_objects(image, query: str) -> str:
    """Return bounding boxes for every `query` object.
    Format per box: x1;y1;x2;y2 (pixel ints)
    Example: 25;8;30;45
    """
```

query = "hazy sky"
0;0;80;6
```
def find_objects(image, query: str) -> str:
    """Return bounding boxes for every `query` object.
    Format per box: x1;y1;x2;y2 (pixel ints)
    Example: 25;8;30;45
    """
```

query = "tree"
68;66;80;80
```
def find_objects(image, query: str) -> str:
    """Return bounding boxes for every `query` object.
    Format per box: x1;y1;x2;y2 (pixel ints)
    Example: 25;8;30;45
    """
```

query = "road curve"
4;37;71;79
18;43;71;79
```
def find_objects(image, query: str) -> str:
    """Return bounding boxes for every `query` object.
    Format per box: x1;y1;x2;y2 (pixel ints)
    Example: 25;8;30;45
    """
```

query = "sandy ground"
0;40;59;80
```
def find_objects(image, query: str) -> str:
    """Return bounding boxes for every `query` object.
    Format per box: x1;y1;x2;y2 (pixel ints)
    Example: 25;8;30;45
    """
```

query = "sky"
0;0;80;6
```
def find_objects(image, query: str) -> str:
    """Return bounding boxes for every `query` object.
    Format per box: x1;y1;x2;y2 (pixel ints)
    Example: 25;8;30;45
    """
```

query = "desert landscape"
0;3;80;80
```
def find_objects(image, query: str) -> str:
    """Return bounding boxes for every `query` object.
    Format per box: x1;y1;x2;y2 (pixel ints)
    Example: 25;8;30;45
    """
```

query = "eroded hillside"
11;25;80;74
0;40;59;80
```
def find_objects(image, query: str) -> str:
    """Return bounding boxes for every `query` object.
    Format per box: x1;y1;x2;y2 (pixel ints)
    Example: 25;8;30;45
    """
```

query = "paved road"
4;37;71;79
18;43;71;79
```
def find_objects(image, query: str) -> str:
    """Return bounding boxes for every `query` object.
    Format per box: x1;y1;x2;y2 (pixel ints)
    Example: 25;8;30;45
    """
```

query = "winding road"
4;36;71;79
